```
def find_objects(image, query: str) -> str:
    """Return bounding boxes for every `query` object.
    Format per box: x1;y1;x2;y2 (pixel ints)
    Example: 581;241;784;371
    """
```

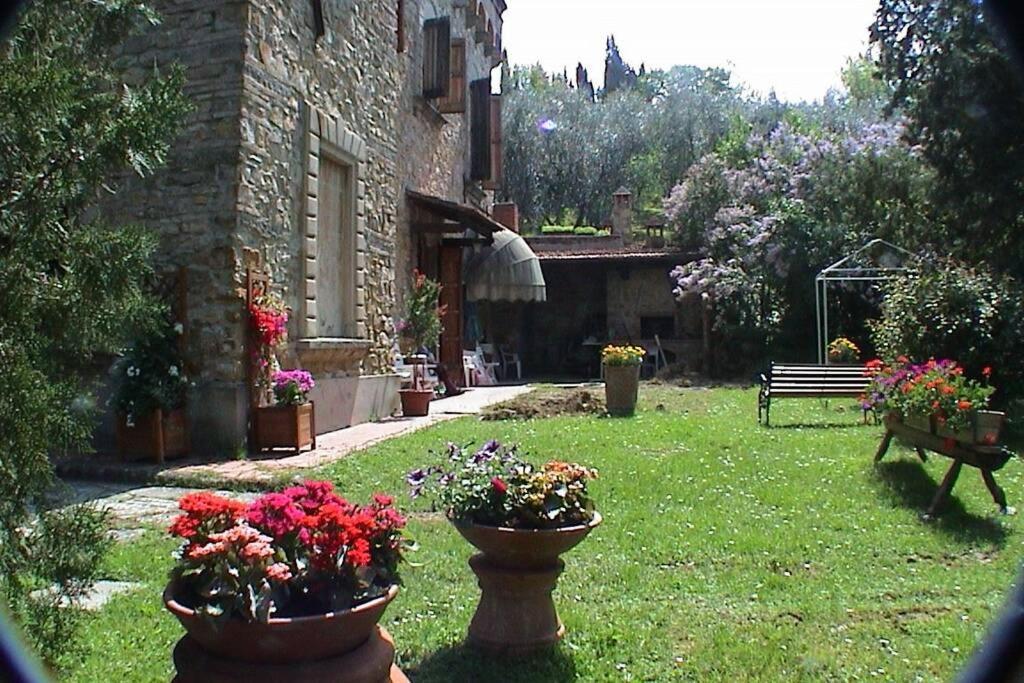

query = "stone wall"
606;266;681;340
394;0;502;310
97;0;503;451
99;1;250;453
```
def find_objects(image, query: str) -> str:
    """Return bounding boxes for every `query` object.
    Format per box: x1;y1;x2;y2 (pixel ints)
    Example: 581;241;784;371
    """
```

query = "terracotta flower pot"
603;364;640;416
399;389;433;417
451;512;603;570
451;514;602;654
163;583;398;665
253;401;316;453
116;407;189;463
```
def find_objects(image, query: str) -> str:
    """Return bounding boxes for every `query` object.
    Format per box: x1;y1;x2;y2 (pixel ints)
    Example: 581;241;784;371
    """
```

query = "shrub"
870;259;1024;404
540;225;575;235
573;226;598;235
1;505;111;663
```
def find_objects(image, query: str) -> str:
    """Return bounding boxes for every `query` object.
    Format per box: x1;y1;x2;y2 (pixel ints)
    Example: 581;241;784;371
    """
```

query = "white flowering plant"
111;319;190;424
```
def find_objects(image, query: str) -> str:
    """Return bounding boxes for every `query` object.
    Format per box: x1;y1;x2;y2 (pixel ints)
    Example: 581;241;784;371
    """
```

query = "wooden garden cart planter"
874;413;1015;519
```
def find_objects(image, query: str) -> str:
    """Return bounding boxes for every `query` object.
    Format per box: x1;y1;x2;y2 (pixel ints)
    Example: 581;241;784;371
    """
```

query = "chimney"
611;187;632;240
492;202;519;233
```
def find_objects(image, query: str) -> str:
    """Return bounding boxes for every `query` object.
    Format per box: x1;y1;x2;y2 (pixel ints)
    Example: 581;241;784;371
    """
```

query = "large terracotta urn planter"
603;364;640;416
399;389;433;417
164;583;408;682
451;513;602;654
253;401;316;454
115;407;189;463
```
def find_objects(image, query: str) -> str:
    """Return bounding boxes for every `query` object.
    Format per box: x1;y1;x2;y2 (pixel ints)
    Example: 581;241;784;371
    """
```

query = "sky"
501;0;880;102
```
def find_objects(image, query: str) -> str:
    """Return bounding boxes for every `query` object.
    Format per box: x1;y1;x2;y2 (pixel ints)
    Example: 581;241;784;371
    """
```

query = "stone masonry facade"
100;0;506;453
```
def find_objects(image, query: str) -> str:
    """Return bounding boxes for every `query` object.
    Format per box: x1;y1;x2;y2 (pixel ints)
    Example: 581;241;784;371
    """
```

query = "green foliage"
870;259;1024;405
0;0;190;660
111;320;190;420
409;441;597;529
871;0;1024;277
404;271;444;349
2;505;111;664
502;60;744;230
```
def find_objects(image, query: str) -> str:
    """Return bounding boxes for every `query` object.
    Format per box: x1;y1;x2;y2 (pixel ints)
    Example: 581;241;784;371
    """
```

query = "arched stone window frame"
301;102;368;341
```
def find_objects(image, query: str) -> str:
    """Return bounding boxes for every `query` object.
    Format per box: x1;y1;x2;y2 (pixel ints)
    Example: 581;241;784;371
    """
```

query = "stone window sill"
415;97;449;127
296;338;372;374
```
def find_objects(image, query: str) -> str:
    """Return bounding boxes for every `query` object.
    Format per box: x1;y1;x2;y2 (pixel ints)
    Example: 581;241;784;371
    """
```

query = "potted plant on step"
601;344;645;416
112;319;191;463
827;337;860;365
253;369;317;453
864;357;1003;445
398;270;445;417
163;482;410;682
409;441;601;653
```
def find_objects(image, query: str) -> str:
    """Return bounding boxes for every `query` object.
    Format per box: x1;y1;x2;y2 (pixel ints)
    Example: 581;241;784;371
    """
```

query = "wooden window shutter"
422;17;451;99
396;0;406;53
470;79;492;181
437;39;467;114
484;95;502;189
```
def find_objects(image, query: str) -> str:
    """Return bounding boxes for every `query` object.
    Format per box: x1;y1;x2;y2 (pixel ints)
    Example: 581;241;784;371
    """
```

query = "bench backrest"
765;363;870;397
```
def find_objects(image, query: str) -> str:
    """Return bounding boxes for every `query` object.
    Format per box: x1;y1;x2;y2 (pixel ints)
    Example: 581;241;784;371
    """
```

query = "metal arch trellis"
815;238;920;364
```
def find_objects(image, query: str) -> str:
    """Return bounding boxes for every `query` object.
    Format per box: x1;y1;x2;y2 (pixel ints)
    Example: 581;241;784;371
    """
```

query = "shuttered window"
470;79;492;181
484;95;503;189
437;39;467;114
422;17;451;99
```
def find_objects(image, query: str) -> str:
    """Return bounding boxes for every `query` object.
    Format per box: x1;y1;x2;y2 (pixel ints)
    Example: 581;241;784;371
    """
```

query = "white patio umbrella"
463;229;547;303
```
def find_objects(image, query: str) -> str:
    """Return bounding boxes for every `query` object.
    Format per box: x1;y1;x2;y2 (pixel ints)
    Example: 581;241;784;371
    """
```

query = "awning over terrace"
407;190;546;303
464;229;547;303
407;190;505;238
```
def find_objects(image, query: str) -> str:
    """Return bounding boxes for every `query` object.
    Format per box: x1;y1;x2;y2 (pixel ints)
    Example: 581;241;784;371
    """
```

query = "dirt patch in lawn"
481;388;606;421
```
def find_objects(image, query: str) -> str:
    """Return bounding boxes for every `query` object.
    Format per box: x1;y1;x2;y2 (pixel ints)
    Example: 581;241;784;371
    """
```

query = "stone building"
99;0;509;454
476;190;703;378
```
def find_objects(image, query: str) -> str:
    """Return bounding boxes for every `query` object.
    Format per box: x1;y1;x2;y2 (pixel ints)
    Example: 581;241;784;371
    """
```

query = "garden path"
55;385;533;488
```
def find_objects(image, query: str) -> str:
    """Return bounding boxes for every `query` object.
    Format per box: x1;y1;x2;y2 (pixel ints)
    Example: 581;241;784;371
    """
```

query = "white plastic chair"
472;346;500;385
499;344;522;380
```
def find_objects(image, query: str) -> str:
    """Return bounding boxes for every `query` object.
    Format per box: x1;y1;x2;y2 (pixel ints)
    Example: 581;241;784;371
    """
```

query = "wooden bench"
758;362;870;426
874;414;1014;519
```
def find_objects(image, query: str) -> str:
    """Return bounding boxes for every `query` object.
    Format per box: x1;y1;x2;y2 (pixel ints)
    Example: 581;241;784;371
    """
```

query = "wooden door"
439;244;464;386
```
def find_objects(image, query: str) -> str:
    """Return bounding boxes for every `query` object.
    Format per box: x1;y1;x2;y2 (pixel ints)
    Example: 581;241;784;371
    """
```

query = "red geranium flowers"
168;481;406;621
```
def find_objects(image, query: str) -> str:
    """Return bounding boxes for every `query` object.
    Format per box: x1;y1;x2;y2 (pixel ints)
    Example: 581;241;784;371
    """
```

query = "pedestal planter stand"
454;513;602;654
165;584;408;683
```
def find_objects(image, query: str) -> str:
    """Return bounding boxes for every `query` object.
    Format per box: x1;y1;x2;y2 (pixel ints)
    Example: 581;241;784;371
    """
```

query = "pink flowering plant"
862;357;995;433
408;441;598;529
272;369;315;406
168;481;406;624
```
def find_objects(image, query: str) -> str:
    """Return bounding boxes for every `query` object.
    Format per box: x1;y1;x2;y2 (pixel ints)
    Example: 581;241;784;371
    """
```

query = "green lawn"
58;386;1023;681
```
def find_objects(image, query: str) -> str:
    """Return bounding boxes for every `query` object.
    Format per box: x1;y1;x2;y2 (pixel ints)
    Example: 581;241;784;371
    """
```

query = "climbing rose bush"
409;441;598;529
169;482;405;623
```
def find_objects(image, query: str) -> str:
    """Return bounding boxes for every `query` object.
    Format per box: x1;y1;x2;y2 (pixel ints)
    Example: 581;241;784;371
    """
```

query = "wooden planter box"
893;410;1006;446
116;408;189;464
253;402;316;454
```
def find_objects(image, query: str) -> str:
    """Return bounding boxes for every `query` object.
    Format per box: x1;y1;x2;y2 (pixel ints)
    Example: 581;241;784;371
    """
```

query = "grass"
57;386;1023;681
